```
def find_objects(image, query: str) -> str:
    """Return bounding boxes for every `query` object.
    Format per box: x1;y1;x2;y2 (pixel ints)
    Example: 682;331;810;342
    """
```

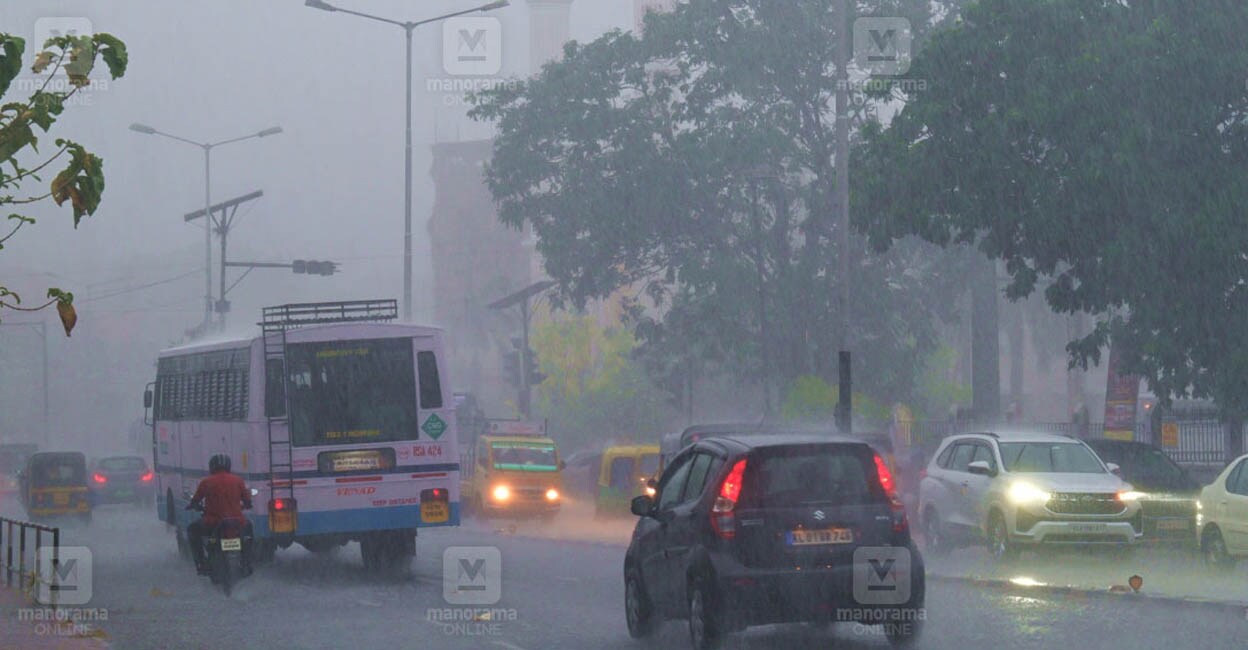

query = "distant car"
1084;439;1199;544
919;431;1142;561
624;433;924;649
0;443;37;497
89;455;156;506
1196;453;1248;568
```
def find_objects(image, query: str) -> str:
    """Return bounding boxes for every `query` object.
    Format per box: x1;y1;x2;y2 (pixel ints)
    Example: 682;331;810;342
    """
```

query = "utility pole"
183;190;264;329
834;0;853;434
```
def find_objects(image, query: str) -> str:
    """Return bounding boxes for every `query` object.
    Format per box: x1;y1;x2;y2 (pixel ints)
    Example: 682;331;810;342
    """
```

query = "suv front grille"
1046;492;1125;515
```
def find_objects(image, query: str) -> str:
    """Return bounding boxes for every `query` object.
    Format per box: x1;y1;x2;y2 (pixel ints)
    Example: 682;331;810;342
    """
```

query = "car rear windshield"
99;457;146;471
998;442;1105;473
748;445;879;507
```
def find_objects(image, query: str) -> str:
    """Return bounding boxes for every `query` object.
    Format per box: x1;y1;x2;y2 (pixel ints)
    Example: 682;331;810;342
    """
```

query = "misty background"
0;0;637;453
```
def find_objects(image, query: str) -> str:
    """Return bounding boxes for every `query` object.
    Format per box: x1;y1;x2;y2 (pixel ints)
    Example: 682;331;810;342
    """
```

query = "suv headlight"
1007;481;1051;505
1117;490;1147;502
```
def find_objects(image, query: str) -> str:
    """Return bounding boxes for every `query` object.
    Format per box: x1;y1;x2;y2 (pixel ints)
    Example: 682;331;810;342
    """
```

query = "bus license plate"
787;527;854;546
220;538;242;552
54;493;69;506
421;501;449;523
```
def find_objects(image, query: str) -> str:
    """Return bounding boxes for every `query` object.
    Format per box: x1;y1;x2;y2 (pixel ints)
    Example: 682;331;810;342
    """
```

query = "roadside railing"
0;516;61;608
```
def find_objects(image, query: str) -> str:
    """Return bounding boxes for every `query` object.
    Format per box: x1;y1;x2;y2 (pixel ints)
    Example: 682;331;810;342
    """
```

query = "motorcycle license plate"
787;527;854;546
220;538;243;552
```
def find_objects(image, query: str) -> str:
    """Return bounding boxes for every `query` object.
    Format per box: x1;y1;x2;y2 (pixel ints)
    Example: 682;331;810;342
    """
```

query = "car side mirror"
1106;462;1122;476
630;494;654;517
967;460;995;476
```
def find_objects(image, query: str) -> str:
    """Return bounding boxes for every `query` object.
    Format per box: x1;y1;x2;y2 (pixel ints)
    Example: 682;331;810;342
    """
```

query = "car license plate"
787;527;854;546
116;490;132;498
53;493;68;506
1156;518;1189;531
220;538;242;552
1069;523;1107;533
421;500;449;523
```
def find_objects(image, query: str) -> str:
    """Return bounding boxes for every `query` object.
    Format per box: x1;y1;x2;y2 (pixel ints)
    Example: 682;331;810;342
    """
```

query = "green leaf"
92;34;128;80
0;35;25;99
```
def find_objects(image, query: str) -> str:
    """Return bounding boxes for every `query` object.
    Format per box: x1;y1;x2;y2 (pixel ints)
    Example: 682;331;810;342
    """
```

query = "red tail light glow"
874;453;908;533
272;498;288;511
711;459;747;539
140;471;154;482
874;453;895;496
92;473;107;484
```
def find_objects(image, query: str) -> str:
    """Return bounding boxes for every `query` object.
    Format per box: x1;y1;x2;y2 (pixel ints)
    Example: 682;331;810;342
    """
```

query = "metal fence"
0;516;61;607
904;419;1241;466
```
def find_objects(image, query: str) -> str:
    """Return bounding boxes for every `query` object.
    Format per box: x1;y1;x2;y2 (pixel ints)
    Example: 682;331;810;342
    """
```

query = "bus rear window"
286;338;419;447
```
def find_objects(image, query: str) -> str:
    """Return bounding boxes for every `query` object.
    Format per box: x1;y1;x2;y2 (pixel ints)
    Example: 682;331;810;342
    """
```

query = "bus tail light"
92;473;107;485
269;497;298;534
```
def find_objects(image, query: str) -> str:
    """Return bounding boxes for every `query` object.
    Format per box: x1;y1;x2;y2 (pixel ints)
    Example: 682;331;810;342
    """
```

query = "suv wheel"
922;509;951;557
1202;528;1236;570
688;576;722;650
625;569;657;638
987;511;1018;562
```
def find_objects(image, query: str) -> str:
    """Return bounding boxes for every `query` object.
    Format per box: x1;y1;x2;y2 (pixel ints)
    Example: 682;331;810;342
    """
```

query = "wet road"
3;501;1246;649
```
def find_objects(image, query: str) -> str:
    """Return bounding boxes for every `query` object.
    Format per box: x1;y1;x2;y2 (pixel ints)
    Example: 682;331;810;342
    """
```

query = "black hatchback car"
624;434;924;649
1084;439;1200;543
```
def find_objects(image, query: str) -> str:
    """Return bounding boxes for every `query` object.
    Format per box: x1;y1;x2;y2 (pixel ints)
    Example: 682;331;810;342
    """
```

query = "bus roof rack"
260;299;399;331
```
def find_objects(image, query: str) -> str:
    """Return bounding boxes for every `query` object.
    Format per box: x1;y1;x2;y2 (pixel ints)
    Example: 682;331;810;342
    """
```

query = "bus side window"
265;358;286;417
417;351;443;410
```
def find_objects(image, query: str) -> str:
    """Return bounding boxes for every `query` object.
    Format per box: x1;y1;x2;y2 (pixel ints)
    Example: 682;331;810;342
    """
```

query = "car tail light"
874;453;908;534
92;473;107;485
140;471;154;482
711;459;747;539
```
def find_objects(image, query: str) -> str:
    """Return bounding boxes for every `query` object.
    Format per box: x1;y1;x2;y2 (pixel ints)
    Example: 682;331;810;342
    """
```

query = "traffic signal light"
292;260;338;276
524;347;546;386
502;350;521;387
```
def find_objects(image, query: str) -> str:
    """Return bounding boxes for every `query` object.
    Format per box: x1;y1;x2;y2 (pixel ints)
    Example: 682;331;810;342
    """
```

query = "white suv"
918;431;1143;561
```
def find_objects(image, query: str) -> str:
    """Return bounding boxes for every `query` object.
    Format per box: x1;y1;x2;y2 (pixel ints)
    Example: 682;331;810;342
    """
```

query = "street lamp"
305;0;510;321
129;122;283;332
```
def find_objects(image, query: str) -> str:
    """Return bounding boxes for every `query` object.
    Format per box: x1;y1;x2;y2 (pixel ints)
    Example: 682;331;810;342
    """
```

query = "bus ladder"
261;322;296;511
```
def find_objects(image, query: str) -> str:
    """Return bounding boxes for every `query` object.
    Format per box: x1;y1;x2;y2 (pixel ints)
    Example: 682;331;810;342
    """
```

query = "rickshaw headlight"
492;485;511;502
545;488;559;502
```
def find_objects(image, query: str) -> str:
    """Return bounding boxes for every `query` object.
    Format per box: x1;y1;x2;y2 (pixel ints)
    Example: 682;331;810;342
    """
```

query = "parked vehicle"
147;300;459;573
1084;439;1199;544
594;444;660;518
919;431;1142;561
89;455;156;507
1196;453;1248;568
0;443;37;497
19;451;92;523
624;433;924;649
463;428;565;519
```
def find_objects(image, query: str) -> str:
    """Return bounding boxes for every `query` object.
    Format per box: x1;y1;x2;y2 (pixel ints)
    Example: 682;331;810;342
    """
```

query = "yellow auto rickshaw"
595;445;660;518
20;452;92;523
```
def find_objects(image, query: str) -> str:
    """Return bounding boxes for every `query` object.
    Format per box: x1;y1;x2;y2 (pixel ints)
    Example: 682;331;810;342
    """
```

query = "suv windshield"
492;442;559;472
750;446;878;506
1123;447;1191;490
999;442;1106;474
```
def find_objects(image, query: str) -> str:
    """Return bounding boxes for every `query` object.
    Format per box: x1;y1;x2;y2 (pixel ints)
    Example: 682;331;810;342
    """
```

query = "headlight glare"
1007;481;1051;504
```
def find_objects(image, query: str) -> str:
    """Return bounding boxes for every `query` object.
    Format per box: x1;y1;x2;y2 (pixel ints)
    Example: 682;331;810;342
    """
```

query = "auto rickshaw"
595;445;660;518
20;452;92;523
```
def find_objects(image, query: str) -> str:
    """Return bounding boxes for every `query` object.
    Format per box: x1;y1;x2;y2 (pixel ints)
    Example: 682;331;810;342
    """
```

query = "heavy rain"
1;1;1247;649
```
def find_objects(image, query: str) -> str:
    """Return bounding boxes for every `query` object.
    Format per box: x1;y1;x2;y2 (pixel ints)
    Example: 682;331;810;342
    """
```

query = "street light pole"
129;123;282;334
306;0;510;322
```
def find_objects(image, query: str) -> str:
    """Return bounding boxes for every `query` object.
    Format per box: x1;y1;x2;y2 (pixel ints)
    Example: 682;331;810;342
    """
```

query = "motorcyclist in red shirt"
186;454;253;575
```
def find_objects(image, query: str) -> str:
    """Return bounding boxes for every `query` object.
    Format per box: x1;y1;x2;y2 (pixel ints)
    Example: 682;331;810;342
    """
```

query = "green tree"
856;0;1248;446
530;316;675;450
472;0;965;411
0;31;128;333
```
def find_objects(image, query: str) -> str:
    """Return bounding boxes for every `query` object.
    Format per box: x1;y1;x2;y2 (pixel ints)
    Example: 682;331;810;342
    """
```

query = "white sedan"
1196;453;1248;567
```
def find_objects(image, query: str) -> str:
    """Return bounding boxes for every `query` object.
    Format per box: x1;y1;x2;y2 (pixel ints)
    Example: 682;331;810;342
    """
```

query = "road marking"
491;641;528;650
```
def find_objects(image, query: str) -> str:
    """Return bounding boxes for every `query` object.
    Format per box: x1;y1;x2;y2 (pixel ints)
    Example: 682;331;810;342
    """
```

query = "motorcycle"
186;490;256;596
